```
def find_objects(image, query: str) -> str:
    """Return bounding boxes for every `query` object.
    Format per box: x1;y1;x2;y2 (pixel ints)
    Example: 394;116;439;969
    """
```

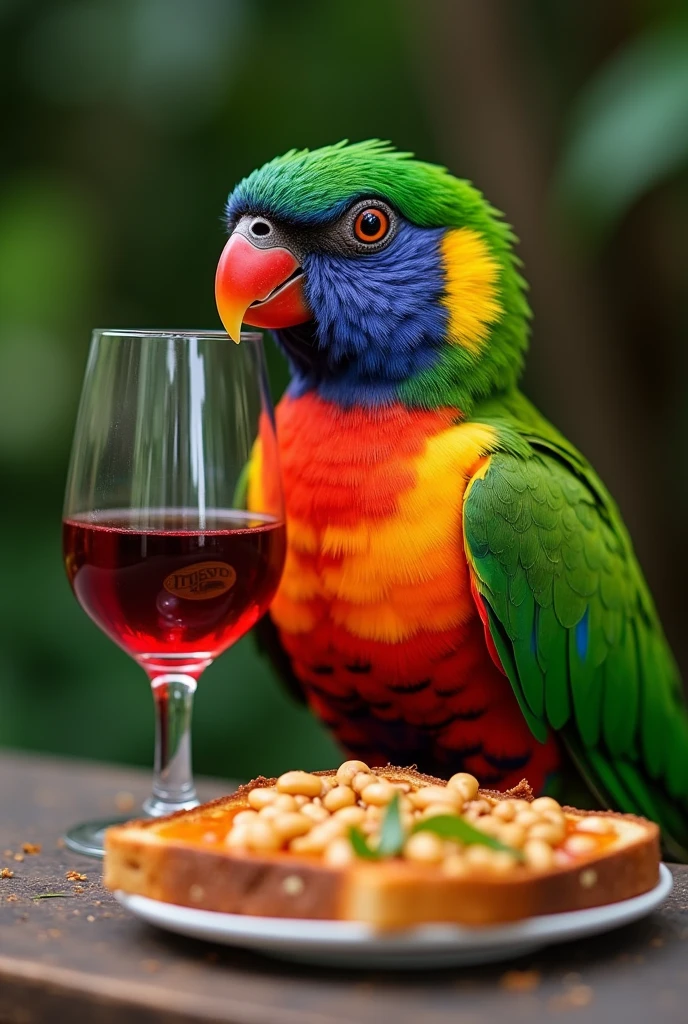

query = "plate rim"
114;862;672;950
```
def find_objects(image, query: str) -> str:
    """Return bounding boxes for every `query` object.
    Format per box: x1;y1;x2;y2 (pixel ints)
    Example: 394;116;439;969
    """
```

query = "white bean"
246;821;281;852
276;771;323;797
575;817;615;835
447;773;480;801
247;787;277;810
523;838;555;870
323;786;357;812
412;786;461;810
324;837;354;867
352;772;378;794
273;812;312;842
360;782;396;806
332;805;366;825
565;834;599;856
403;832;444;863
336;760;371;786
232;809;259;826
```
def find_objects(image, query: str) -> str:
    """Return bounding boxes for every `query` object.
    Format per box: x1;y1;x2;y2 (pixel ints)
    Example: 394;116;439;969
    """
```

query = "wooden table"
1;750;687;1024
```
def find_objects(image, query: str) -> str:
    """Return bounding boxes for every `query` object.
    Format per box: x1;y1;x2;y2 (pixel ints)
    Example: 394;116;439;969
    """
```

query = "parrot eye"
249;217;272;238
354;208;390;244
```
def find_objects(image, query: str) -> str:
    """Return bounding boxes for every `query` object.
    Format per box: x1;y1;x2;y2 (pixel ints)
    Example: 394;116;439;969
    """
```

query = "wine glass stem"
143;673;200;817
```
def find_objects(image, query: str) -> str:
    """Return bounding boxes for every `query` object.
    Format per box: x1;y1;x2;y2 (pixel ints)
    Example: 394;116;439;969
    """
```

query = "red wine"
63;509;286;676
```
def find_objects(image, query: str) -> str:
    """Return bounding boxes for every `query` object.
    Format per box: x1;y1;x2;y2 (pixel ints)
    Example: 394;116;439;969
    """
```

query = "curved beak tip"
215;232;310;342
214;269;245;344
217;301;244;344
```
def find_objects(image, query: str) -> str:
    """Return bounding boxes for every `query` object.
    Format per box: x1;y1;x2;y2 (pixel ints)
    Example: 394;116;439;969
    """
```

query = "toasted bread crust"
104;767;660;928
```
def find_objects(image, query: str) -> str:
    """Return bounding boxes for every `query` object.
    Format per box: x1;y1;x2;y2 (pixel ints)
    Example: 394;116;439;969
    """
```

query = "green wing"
463;394;688;859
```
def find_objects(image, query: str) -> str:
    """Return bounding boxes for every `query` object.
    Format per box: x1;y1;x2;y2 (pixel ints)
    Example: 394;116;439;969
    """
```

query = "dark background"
1;0;687;782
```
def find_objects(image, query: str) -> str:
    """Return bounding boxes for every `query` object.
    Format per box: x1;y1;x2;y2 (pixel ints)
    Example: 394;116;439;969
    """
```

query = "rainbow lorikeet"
215;140;688;858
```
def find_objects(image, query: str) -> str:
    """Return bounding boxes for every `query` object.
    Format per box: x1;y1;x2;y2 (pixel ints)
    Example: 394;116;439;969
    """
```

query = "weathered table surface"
1;750;687;1024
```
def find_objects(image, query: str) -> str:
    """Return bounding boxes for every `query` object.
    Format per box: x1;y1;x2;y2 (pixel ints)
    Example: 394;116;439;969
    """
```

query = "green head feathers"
230;140;501;229
223;140;530;413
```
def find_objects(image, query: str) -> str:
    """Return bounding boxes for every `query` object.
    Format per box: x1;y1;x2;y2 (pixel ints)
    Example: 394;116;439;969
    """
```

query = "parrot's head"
216;140;529;411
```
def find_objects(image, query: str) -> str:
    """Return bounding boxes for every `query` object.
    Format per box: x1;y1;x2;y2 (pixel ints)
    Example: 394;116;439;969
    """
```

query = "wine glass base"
63;817;131;859
142;794;200;817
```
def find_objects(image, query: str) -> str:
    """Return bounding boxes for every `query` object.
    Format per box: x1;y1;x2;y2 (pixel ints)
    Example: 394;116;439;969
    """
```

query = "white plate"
115;863;672;969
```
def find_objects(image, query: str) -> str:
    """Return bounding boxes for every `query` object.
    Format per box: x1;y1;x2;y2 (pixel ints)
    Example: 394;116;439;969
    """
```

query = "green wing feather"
463;391;688;859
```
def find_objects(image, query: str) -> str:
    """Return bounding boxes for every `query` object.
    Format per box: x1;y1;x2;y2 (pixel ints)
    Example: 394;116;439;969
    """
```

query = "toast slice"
104;763;660;929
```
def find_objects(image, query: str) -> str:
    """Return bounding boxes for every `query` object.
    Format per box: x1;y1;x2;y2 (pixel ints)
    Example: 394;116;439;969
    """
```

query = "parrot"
214;140;688;859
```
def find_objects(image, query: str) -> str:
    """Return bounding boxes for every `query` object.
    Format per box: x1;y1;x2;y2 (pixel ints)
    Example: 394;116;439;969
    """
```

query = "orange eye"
354;208;389;243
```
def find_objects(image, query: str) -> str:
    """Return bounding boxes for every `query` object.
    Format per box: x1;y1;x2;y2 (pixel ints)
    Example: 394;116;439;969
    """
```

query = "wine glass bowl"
62;508;285;679
62;329;285;855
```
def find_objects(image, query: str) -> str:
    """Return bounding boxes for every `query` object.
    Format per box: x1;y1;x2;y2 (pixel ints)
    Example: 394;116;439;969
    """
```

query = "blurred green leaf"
21;0;248;129
0;179;97;329
348;826;380;860
552;20;688;240
0;329;75;460
412;815;522;858
378;792;406;857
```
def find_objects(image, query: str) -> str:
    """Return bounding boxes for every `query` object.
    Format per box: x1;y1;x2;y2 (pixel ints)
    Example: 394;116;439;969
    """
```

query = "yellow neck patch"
441;228;502;354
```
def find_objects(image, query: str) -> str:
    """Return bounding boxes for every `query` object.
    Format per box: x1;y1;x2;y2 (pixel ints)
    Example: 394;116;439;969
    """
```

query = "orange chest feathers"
248;393;498;648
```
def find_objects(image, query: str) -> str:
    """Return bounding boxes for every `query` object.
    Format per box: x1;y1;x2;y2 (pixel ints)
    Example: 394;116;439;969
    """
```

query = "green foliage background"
1;0;687;784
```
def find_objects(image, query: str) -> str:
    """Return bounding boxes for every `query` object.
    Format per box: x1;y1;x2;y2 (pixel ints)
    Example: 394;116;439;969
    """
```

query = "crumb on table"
499;969;541;993
115;791;136;813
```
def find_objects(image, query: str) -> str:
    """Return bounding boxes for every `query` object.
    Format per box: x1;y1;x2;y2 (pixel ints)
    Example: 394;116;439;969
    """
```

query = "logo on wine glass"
163;561;237;601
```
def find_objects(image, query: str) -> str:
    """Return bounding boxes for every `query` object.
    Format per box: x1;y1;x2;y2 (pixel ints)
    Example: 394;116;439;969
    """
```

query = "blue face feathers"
279;222;449;406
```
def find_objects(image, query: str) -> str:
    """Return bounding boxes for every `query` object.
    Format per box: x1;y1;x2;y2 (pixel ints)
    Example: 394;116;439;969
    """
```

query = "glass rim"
93;328;263;342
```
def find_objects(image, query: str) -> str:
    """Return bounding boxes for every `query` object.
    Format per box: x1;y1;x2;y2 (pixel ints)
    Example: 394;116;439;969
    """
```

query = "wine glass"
62;329;285;857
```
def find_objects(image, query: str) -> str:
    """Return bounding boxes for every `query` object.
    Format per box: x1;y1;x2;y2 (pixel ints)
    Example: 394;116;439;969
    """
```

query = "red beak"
215;233;310;342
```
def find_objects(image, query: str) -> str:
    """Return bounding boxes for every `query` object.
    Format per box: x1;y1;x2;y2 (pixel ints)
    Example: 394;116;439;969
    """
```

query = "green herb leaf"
412;815;522;859
348;826;379;860
378;792;406;857
32;892;70;900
